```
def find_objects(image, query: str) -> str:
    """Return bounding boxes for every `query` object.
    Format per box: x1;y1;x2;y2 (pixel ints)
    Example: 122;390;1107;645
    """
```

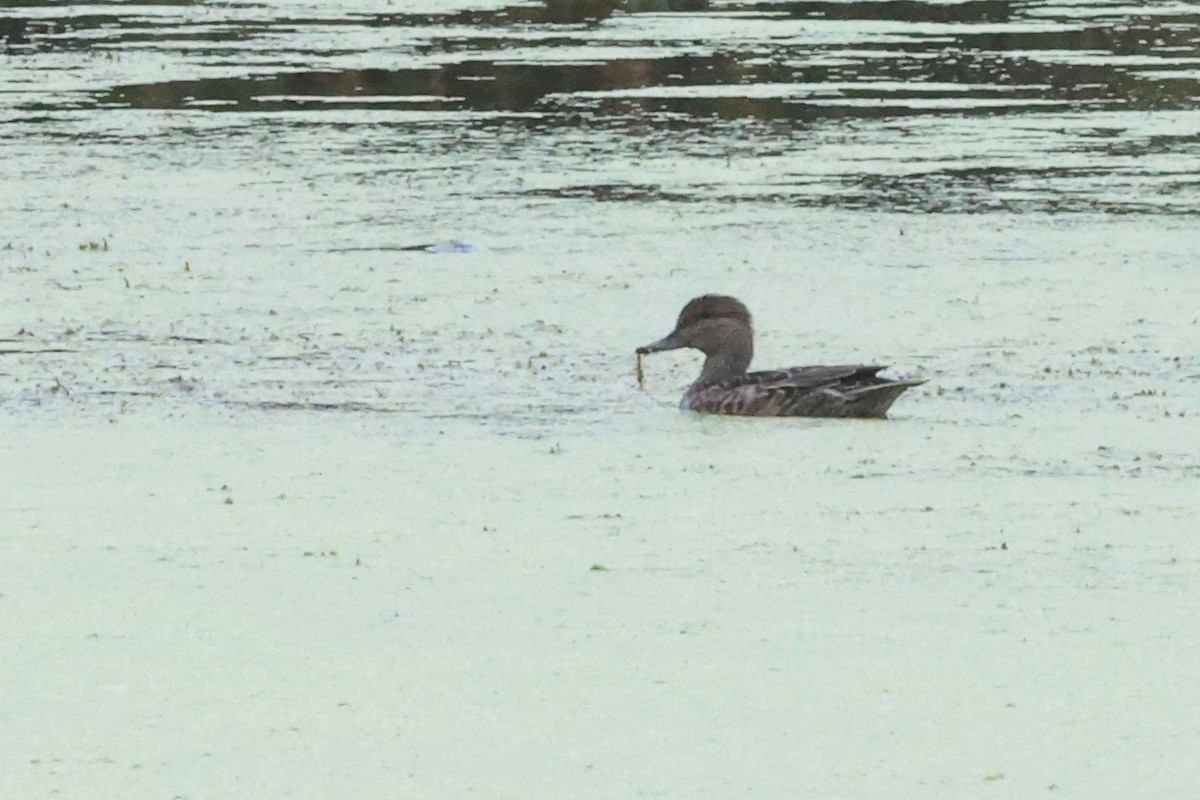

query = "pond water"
2;1;1200;797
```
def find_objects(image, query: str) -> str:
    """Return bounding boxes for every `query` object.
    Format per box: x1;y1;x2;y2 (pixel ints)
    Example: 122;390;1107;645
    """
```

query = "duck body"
638;295;923;419
682;364;922;418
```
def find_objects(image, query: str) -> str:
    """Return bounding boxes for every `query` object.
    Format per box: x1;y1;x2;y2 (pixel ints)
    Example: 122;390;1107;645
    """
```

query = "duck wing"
687;365;923;418
749;365;888;390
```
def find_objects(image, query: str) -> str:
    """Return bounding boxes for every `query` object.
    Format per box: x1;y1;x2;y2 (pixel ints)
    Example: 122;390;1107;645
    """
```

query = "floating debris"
396;240;484;254
427;240;482;254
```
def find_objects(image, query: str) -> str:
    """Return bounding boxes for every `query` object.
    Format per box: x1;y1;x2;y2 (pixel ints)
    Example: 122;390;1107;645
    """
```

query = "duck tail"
843;378;926;419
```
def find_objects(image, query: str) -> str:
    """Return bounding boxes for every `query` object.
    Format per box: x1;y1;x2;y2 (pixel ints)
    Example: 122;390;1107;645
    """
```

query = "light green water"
3;1;1200;797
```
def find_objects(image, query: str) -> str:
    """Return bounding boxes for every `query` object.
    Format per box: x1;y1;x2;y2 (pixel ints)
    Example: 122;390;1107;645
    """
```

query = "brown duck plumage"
636;295;924;418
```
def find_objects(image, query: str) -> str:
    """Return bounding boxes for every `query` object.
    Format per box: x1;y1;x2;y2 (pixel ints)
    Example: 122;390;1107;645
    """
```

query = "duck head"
637;295;754;383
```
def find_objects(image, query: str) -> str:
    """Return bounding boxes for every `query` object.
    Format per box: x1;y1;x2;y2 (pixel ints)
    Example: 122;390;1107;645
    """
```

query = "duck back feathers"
683;365;924;418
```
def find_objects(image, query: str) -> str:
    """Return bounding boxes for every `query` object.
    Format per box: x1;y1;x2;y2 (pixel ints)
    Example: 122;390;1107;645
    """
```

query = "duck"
636;295;924;418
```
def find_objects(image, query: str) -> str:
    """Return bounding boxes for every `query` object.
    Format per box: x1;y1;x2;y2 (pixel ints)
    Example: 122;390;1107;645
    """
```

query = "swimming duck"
636;295;924;418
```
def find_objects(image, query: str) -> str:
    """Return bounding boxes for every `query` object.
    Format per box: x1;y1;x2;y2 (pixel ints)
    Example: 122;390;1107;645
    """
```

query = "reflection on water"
3;0;1200;215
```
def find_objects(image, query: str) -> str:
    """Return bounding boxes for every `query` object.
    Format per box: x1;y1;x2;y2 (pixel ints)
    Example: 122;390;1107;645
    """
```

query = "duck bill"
636;331;684;355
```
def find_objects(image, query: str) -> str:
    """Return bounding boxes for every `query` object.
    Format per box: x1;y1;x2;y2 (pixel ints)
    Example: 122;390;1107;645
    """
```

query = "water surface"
2;2;1200;798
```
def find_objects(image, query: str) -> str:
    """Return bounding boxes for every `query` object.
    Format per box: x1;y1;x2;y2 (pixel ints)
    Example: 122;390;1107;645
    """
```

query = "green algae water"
3;2;1200;798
